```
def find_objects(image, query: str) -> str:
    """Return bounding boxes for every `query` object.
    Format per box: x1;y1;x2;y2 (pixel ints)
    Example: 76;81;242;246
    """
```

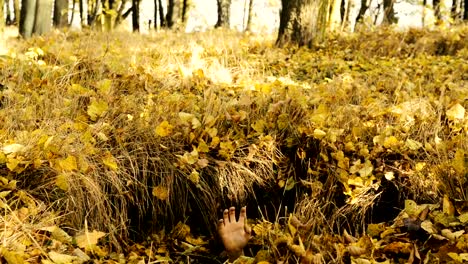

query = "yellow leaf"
57;155;78;171
251;120;266;133
191;117;202;129
313;128;326;139
41;226;73;244
179;112;195;123
6;157;20;171
152;186;169;200
210;136;220;147
1;248;25;264
49;251;77;264
384;171;395;181
405;139;422;150
102;152;118;171
446;103;465;121
97;79;112;94
348;177;364;187
188;170;200;184
56;174;69;191
2;143;25;154
452;149;466;174
155;120;174;137
383;136;399;149
75;230;106;249
358;160;373;178
177;147;199;165
277;114;289;129
206;127;218;138
87;99;109;121
197;139;210;153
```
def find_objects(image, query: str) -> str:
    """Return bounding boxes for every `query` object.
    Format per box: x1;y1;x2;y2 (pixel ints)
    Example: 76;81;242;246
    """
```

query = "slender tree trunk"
328;0;342;31
132;0;139;31
154;0;158;29
32;0;53;35
115;0;128;25
158;0;164;26
79;0;87;26
245;0;254;31
215;0;231;27
439;0;453;26
355;0;369;24
423;0;436;27
54;0;69;27
464;0;468;19
13;0;20;24
0;0;4;33
276;0;330;47
87;0;100;26
166;0;181;28
451;0;462;20
20;0;37;38
342;0;359;31
382;0;397;24
69;0;76;26
6;0;13;25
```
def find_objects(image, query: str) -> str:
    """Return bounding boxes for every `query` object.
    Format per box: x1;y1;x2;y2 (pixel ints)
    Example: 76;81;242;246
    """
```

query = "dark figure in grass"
218;206;251;262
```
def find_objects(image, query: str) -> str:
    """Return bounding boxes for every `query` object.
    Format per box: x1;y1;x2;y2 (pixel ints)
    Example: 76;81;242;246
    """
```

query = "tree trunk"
69;0;76;26
464;0;468;19
19;0;37;38
87;0;100;26
132;0;139;31
277;0;330;47
438;0;453;26
382;0;397;24
114;0;127;26
215;0;231;28
0;0;4;33
245;0;254;31
451;0;462;20
13;0;20;24
328;0;342;31
158;0;164;26
154;0;157;29
53;0;69;27
422;0;436;27
32;0;53;35
6;0;13;25
355;0;369;24
166;0;181;28
79;0;87;26
342;0;359;31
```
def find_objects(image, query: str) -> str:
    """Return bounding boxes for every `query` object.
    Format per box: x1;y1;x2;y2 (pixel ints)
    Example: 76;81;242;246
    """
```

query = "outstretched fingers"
238;206;247;222
229;206;236;222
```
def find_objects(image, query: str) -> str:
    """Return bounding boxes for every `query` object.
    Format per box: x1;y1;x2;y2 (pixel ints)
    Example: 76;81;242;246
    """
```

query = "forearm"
228;250;244;262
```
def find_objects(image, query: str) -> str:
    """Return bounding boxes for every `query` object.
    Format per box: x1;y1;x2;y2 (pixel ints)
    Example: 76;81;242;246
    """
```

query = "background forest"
0;0;467;263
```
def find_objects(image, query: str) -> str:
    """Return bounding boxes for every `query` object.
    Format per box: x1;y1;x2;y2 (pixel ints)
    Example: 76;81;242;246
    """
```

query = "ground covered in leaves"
0;26;467;263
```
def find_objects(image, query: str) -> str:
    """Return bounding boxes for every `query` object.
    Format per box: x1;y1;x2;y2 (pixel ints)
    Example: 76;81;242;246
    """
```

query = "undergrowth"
0;25;467;263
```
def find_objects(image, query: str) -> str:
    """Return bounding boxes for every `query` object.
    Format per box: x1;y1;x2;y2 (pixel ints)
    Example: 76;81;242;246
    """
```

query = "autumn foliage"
0;26;467;263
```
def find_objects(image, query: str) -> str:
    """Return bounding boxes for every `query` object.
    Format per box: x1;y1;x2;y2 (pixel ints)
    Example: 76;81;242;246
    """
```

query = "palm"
218;206;251;253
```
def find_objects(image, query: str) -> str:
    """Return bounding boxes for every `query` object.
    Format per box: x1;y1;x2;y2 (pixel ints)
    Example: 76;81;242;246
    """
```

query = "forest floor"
0;25;467;264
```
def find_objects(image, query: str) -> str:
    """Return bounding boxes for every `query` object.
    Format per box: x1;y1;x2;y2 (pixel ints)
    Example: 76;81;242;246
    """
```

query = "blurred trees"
0;0;466;39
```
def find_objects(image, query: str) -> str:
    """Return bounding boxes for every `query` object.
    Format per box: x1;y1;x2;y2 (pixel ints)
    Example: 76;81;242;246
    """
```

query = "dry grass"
0;25;467;262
